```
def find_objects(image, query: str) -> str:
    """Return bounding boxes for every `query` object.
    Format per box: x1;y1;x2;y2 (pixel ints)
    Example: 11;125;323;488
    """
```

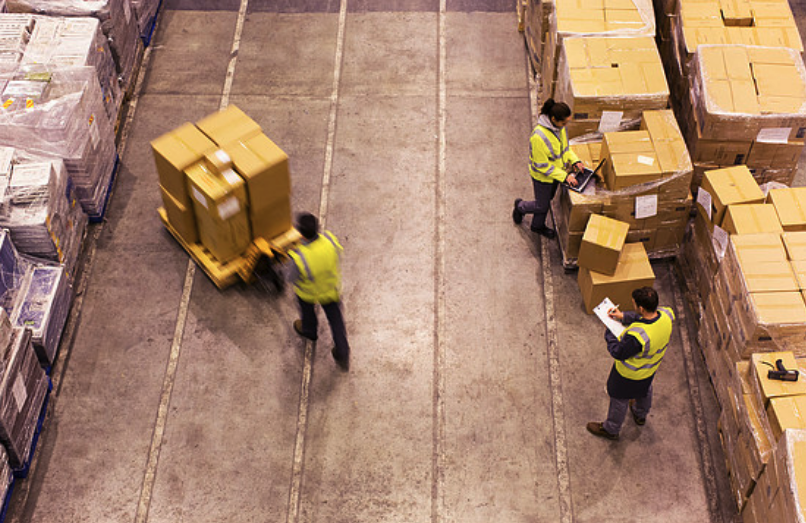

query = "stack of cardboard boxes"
555;110;693;264
152;106;293;266
654;0;805;190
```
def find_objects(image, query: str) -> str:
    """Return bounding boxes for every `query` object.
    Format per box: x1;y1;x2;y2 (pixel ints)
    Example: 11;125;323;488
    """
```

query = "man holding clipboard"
587;287;676;441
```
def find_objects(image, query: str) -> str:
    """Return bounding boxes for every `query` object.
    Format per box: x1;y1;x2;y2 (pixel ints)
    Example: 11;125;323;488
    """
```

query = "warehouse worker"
587;287;675;441
288;213;351;371
512;98;585;239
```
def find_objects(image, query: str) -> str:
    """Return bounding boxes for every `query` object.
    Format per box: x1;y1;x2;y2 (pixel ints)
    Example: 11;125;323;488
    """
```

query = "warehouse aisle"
7;1;739;522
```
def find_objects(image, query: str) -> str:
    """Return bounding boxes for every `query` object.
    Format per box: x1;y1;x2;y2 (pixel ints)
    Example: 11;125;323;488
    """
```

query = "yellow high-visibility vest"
529;124;579;184
288;231;342;304
615;307;675;381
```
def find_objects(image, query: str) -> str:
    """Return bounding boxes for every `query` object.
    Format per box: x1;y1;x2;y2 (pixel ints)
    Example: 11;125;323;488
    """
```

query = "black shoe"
512;199;523;224
332;348;349;372
629;400;646;426
586;422;619;441
293;320;317;341
531;226;556;239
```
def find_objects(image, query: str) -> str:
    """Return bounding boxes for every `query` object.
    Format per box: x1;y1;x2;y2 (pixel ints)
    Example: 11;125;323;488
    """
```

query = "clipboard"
566;158;604;193
593;297;625;338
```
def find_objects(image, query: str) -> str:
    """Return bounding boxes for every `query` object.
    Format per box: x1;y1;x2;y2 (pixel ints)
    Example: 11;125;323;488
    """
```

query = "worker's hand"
608;307;623;321
573;161;585;174
567;174;579;187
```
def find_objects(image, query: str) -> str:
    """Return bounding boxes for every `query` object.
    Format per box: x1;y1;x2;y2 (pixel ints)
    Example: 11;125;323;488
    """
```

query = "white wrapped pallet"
10;265;69;366
0;152;87;274
0;14;32;69
0;65;116;216
6;0;140;92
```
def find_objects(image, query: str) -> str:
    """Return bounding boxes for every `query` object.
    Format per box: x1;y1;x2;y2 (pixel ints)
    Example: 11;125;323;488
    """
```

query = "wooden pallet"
158;207;301;289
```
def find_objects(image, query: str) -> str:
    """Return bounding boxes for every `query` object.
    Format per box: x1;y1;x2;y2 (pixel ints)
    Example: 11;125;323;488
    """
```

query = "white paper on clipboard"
593;297;626;338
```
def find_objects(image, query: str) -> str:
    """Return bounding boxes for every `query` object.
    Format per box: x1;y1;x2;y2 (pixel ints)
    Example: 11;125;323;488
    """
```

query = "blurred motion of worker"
587;287;675;441
288;212;350;371
512;98;585;239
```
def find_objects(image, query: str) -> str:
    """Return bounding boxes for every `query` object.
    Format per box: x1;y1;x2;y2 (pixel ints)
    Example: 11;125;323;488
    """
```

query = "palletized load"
6;0;140;92
0;326;47;468
0;151;88;275
554;36;669;138
0;65;116;217
131;0;159;42
0;14;31;68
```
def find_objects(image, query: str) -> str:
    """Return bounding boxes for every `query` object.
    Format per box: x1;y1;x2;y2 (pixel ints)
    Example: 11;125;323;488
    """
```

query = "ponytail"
540;98;571;121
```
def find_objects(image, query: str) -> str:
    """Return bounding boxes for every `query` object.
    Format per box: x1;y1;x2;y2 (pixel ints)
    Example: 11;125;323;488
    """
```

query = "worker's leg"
602;395;629;435
529;179;558;231
296;296;318;340
322;300;350;362
632;384;653;419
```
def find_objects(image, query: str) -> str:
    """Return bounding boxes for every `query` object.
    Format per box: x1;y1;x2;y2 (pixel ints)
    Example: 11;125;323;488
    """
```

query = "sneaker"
293;320;317;341
512;199;524;224
629;399;646;426
332;348;349;372
531;226;556;239
586;422;619;441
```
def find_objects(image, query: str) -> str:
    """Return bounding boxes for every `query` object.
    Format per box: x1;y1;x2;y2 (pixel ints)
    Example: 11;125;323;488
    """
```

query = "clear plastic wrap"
0;152;87;275
0;14;32;70
132;0;159;39
10;264;69;366
0;65;116;216
0;327;47;468
6;0;140;91
691;45;806;143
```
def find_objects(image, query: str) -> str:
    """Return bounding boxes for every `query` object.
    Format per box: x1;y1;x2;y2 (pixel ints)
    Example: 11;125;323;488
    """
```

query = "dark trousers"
603;384;653;435
516;178;559;230
297;296;350;362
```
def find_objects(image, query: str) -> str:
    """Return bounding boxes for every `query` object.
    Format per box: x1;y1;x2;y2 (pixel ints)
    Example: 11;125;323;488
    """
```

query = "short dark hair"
632;287;659;313
295;212;319;240
540;98;571;121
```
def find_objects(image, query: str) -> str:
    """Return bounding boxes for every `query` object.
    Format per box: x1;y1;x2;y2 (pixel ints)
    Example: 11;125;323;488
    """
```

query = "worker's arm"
604;329;642;360
620;311;641;325
530;134;570;183
561;137;581;174
284;257;301;284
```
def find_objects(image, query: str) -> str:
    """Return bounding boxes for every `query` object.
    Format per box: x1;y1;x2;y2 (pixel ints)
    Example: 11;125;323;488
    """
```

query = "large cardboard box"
736;260;798;293
789;260;806;290
151;123;218;206
746;141;805;170
768;396;806;441
731;233;787;264
752;352;806;406
601;130;662;190
577;242;656;314
732;292;806;351
159;185;198;244
251;198;293;244
768;188;806;232
196;105;262;147
722;204;784;235
560;186;603;233
700;166;765;226
185;163;252;262
578;214;630;275
640;109;694;194
783;232;806;260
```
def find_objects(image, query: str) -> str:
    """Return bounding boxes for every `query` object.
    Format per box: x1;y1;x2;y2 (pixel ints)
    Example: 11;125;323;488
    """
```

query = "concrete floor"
6;0;793;521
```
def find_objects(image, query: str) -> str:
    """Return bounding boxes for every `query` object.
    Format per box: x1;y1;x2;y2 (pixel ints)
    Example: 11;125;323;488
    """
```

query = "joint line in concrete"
220;0;249;111
527;55;574;523
669;267;723;523
431;2;447;523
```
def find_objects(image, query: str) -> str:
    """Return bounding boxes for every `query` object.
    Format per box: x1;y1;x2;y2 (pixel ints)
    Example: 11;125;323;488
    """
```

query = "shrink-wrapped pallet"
132;0;158;41
10;265;69;366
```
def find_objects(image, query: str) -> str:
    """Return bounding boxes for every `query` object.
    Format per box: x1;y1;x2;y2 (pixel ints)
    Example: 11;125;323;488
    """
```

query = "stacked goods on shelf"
555;36;670;138
6;0;140;93
152;106;293;268
0;326;47;469
682;45;806;189
0;66;116;216
554;109;693;265
0;151;88;276
524;0;656;109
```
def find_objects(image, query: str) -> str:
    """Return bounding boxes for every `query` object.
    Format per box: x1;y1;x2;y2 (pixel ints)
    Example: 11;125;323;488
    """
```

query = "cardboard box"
737;260;799;293
768;396;806;441
159;185;198;244
790;260;806;290
783;232;806;260
185;163;252;262
746;141;805;170
250;198;293;243
196;105;262;147
722;204;784;235
733;292;806;350
752;352;806;406
577;242;656;314
224;133;291;214
641;109;694;178
578;214;630;275
731;233;787;264
151;123;218;205
560;186;603;233
700;166;764;226
768;188;806;232
601;130;663;190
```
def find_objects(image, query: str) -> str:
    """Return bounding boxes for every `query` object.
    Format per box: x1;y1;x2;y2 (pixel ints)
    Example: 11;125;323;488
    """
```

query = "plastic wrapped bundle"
10;265;69;366
0;230;26;314
0;14;31;70
0;155;87;275
0;65;116;216
132;0;158;41
20;16;121;126
6;0;140;92
691;45;806;143
0;327;47;468
0;446;12;504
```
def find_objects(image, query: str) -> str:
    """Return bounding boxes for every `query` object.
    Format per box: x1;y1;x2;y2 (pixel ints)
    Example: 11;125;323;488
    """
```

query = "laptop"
567;158;604;193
